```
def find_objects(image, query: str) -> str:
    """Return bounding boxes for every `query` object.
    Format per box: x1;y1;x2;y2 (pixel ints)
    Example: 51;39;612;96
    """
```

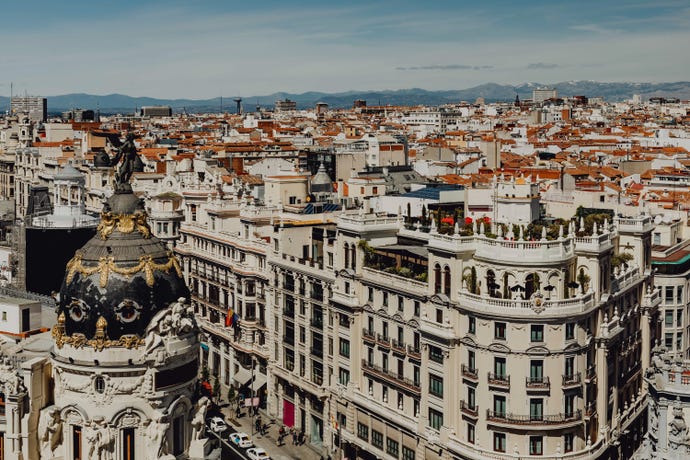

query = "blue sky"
2;0;689;98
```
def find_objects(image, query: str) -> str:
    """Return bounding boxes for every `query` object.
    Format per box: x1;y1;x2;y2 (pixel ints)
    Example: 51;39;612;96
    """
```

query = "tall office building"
532;88;558;103
11;96;48;122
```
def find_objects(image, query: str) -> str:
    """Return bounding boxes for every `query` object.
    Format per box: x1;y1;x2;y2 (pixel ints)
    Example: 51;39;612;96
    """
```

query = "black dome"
58;187;188;340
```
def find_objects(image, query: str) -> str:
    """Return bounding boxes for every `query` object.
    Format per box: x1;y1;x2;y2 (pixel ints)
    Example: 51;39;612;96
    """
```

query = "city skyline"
2;0;689;99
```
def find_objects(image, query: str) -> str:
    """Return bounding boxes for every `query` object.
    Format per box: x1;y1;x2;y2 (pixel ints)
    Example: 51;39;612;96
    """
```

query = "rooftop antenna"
233;97;242;115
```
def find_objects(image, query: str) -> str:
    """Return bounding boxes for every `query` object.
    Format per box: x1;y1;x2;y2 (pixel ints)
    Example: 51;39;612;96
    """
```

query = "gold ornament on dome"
51;315;144;351
65;251;182;288
97;211;151;240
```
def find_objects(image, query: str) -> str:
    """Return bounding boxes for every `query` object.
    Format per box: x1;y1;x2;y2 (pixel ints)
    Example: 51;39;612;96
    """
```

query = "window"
495;322;506;340
383;292;389;307
666;310;674;327
677;332;683;351
468;387;476;410
94;376;105;394
530;399;543;421
429;374;443;398
493;432;506;452
414;301;420;317
467;423;475;444
678;286;684;304
493;395;506;416
468;350;475;371
494;357;506;378
564;433;574;453
565;394;575;417
653;232;661;245
678;309;684;327
428;408;443;430
530;360;543;381
468;316;476;334
429;345;444;364
565;322;575;340
338;367;350;385
386;438;399;457
339;339;350;358
531;325;544;342
565;356;575;378
372;430;383;449
666;286;675;303
299;326;306;344
402;446;416;460
357;423;368;441
398;296;404;312
413;366;420;387
530;436;543;455
435;308;443;324
666;332;674;349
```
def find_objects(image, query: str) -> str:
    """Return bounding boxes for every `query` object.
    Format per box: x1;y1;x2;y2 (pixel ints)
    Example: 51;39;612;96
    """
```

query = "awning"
233;367;252;386
250;372;267;392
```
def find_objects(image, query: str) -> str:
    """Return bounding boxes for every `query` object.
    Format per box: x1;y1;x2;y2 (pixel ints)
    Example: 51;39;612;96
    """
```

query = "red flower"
441;217;455;225
465;217;473;224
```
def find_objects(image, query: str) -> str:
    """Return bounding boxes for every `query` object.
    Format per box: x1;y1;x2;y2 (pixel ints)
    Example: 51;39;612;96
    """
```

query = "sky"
2;0;689;99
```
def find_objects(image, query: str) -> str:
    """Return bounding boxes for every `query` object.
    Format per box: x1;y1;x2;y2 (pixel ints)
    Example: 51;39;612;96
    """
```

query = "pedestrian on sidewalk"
292;429;297;445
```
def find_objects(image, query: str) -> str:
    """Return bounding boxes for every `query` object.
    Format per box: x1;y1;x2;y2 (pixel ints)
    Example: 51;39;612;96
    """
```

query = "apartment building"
268;220;337;449
175;193;272;406
651;215;690;360
332;210;659;460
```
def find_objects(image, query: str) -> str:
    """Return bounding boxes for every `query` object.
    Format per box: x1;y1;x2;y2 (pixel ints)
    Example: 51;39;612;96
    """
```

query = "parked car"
229;431;254;448
208;417;228;433
247;447;271;460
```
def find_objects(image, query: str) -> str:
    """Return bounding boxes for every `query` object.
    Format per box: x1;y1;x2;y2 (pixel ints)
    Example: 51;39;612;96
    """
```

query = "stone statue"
191;396;211;440
668;406;690;449
86;418;114;460
38;407;63;458
147;415;170;458
144;298;197;355
111;133;141;187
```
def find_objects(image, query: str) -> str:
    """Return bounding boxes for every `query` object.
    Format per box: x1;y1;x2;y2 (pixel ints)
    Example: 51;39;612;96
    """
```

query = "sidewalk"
219;404;324;460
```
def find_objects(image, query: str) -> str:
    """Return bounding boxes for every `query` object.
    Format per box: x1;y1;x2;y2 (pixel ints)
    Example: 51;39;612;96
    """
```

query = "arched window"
487;270;497;298
443;266;451;296
350;244;357;269
525;273;540;299
434;264;442;294
344;243;350;269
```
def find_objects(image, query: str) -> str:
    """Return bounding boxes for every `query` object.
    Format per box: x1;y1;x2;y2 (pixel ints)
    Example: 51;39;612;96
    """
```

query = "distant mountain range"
1;81;689;114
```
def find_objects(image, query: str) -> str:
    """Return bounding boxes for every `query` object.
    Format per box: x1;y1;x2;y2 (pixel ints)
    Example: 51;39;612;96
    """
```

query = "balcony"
376;334;391;349
457;290;596;319
525;376;550;391
361;359;421;394
362;328;375;343
460;401;478;418
391;339;407;355
487;409;582;427
407;345;421;360
562;372;582;388
584;365;596;383
487;372;510;389
461;365;478;380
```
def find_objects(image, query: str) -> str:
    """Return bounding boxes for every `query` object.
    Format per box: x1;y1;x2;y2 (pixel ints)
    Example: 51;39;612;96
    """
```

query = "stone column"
596;344;609;437
641;310;652;385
